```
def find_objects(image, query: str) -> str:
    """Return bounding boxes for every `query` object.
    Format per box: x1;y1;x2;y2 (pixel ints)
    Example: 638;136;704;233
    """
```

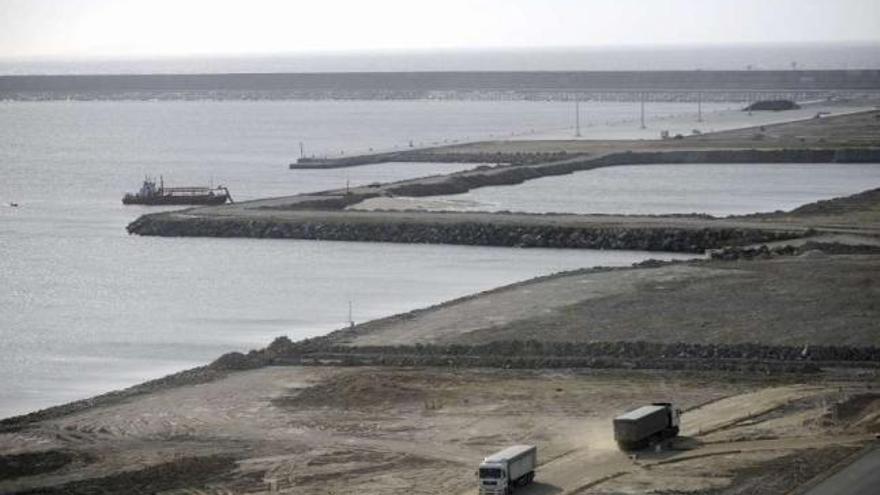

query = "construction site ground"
1;366;878;495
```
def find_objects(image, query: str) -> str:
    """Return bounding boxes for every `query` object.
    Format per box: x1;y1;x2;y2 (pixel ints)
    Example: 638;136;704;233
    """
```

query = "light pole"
640;92;646;129
697;92;703;123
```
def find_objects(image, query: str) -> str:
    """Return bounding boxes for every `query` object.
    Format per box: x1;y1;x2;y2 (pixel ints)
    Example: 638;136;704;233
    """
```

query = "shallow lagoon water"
367;163;880;217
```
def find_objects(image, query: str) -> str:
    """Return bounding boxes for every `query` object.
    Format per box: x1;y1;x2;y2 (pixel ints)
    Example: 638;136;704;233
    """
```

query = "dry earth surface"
345;254;880;347
2;367;878;495
430;107;880;156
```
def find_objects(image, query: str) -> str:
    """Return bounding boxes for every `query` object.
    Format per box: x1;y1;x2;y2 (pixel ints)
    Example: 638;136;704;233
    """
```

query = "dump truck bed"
613;405;669;445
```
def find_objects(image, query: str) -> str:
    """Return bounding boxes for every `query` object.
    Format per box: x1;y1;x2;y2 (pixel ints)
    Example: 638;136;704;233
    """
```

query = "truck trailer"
613;402;681;450
477;445;537;495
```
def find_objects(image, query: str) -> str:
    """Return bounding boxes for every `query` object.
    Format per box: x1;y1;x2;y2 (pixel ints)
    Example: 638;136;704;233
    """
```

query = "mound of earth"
273;369;466;409
744;100;801;111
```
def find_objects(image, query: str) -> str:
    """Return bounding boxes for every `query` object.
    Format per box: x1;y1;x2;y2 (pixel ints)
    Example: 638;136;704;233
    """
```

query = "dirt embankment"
332;254;880;348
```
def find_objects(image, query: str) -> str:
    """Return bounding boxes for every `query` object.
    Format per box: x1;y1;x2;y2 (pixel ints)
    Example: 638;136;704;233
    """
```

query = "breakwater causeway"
127;211;801;253
123;147;880;252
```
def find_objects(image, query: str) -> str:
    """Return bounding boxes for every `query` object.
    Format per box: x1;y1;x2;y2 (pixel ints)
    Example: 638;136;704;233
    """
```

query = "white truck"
477;445;537;495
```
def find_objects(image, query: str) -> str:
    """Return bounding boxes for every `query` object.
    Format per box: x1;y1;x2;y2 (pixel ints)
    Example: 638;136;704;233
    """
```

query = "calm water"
374;163;880;217
0;100;706;418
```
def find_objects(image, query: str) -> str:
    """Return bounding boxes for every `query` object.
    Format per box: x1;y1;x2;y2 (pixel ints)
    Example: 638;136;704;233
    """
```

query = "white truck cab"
478;445;536;495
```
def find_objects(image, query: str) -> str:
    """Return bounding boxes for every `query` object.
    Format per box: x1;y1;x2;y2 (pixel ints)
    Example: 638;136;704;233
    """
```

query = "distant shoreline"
1;70;879;102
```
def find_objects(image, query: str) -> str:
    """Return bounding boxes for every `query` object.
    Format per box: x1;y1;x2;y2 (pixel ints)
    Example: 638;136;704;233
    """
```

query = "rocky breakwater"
292;145;880;170
210;337;880;374
128;210;804;253
129;147;880;250
292;149;577;168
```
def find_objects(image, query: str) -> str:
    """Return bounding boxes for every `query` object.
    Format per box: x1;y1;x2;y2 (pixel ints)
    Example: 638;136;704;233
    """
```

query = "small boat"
122;176;233;206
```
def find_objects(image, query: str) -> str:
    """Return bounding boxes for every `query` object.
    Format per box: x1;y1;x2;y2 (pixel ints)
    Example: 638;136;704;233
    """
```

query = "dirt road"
456;384;877;495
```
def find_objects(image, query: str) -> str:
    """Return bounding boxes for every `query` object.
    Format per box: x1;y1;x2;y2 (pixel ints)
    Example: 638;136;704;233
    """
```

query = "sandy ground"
346;254;880;347
1;367;877;495
511;101;877;142
427;107;880;155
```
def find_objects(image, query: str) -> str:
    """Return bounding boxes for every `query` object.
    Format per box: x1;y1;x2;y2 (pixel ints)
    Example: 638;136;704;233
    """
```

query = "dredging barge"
122;177;233;206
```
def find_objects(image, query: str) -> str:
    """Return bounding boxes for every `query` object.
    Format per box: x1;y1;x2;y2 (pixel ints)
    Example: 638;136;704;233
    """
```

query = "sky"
1;0;879;59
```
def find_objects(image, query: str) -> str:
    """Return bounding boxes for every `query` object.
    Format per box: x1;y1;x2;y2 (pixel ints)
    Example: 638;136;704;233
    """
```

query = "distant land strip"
2;70;880;101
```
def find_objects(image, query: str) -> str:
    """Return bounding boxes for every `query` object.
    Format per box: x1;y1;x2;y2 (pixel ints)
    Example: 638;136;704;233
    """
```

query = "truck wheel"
527;471;535;484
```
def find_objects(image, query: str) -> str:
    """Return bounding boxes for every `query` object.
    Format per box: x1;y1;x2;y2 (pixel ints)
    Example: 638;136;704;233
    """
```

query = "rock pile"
710;241;880;260
205;337;879;376
128;214;800;253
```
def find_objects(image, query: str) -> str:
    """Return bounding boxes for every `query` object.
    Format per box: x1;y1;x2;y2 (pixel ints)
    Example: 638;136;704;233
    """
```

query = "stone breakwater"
129;147;877;249
710;241;880;261
292;145;880;169
292;150;575;168
209;336;880;375
127;213;802;253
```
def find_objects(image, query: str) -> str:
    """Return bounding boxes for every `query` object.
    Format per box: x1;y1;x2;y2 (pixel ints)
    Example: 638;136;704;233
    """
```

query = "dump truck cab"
662;402;681;430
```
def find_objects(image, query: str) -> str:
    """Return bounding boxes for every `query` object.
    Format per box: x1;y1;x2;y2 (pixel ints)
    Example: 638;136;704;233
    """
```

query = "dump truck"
477;445;537;495
613;402;681;450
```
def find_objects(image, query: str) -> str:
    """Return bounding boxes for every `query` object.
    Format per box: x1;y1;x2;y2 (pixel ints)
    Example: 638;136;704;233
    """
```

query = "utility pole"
640;92;646;129
575;100;582;137
697;92;703;123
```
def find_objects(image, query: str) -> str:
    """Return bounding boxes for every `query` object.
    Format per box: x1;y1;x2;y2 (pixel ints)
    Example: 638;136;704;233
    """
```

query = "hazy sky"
1;0;879;58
